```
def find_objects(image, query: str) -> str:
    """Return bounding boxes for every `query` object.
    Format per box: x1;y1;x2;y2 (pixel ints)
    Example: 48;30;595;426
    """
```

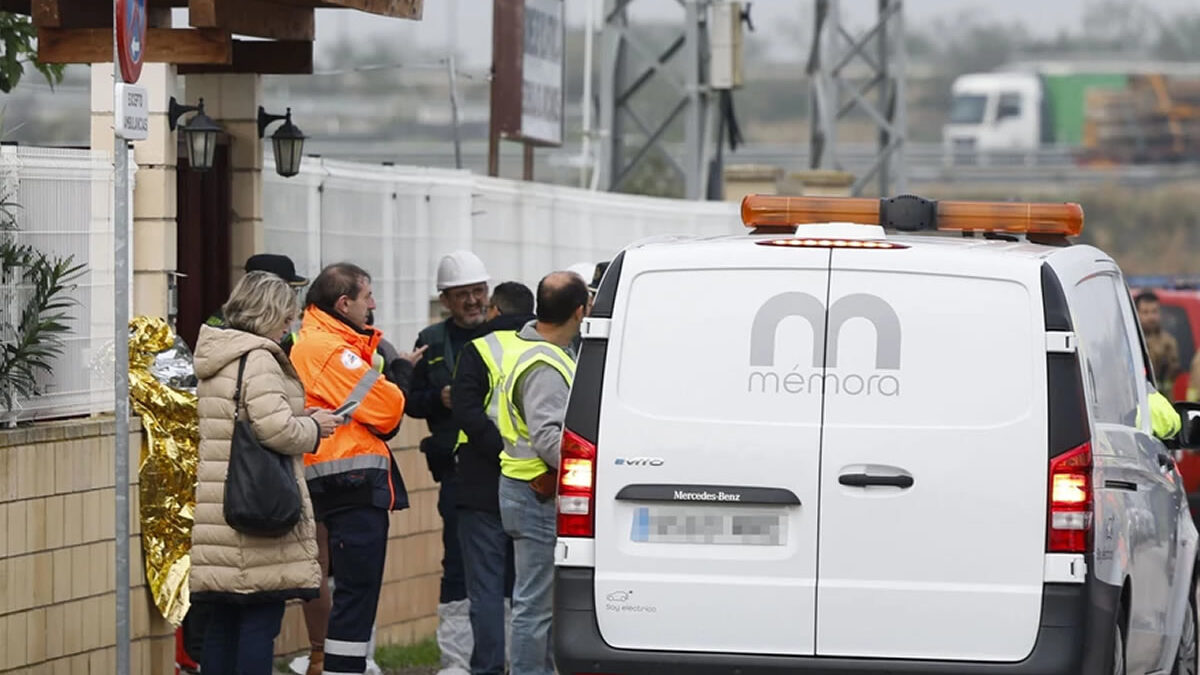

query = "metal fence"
264;159;739;349
0;146;122;424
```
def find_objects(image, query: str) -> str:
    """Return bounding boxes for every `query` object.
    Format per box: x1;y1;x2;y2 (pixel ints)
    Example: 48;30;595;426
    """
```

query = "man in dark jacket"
408;250;490;673
204;253;308;353
452;281;535;675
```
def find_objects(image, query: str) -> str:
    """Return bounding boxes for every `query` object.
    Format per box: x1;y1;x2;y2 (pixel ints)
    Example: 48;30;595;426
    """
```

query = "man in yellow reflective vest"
1149;387;1183;441
451;281;535;675
494;271;588;675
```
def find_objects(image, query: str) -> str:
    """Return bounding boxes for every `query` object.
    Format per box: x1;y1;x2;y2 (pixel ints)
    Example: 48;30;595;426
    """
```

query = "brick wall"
0;417;175;674
0;417;443;673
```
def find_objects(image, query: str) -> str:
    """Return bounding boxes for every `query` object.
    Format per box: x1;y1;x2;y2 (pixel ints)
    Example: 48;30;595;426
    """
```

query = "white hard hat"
567;262;594;282
436;250;490;291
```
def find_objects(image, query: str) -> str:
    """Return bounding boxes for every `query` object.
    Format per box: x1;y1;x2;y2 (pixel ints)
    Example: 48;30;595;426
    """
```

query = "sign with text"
491;0;564;148
520;0;564;146
115;83;149;140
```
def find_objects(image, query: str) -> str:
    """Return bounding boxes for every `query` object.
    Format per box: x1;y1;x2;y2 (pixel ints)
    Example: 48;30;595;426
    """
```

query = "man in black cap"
204;254;309;353
590;260;609;295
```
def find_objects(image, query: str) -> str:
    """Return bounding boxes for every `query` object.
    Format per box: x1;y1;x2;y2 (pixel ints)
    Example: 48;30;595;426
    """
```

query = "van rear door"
815;249;1048;661
591;243;829;655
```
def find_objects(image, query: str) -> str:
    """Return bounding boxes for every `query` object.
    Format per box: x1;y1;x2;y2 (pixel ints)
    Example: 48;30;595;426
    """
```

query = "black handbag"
223;352;302;537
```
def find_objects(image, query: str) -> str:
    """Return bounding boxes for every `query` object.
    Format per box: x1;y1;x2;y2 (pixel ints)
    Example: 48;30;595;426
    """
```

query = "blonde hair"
223;271;299;337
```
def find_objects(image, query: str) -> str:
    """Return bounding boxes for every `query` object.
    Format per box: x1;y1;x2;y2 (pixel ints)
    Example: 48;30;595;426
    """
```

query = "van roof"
626;230;1072;265
952;72;1040;93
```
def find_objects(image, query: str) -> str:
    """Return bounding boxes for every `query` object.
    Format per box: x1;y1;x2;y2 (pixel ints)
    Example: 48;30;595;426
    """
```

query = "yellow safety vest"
455;330;525;451
497;338;575;480
1150;389;1182;440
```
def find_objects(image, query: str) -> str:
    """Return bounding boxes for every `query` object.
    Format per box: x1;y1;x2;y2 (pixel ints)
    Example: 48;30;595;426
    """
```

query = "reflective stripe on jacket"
291;306;409;516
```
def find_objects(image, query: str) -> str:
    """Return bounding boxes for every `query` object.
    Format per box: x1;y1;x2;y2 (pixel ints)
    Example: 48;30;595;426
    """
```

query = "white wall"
264;160;739;349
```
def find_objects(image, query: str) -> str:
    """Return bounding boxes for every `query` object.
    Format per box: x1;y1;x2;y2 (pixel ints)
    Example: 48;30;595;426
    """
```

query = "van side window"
997;93;1022;121
1113;277;1154;430
1072;275;1142;427
1115;279;1156;392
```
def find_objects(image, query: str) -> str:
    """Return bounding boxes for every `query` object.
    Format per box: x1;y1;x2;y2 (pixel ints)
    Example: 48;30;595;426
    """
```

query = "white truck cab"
552;194;1200;675
944;72;1043;154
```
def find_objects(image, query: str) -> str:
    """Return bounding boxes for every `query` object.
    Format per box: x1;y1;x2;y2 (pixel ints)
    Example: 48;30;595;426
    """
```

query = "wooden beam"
319;0;421;20
37;27;232;64
0;0;31;14
189;0;315;41
178;39;312;74
32;0;113;28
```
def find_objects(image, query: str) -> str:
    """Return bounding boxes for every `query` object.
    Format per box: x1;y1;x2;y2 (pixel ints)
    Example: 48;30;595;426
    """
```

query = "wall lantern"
258;106;307;178
168;97;223;172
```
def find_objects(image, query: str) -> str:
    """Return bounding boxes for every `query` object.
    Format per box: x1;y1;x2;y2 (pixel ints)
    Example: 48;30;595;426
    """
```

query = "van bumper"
554;567;1121;675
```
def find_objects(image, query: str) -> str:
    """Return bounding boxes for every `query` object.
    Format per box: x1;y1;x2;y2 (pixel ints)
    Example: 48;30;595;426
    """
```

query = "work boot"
304;646;323;675
436;599;473;675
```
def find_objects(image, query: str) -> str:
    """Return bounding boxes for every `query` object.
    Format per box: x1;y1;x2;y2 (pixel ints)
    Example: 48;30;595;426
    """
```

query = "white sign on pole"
115;83;149;140
521;0;564;146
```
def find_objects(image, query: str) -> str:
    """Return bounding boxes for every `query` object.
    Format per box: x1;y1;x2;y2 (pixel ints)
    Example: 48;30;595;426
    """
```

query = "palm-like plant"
0;193;86;414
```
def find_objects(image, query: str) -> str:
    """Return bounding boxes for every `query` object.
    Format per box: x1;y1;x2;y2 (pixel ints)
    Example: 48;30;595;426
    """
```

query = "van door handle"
838;473;914;489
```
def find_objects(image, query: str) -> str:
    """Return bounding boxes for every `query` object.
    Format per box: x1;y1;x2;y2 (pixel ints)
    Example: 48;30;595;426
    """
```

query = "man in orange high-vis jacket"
291;262;426;675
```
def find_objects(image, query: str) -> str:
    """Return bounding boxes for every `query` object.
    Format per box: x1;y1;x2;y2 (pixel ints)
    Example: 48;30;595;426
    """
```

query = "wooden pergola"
2;0;422;73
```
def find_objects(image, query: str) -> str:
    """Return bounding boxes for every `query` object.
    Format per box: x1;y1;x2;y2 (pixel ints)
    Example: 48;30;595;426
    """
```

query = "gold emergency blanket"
128;316;198;626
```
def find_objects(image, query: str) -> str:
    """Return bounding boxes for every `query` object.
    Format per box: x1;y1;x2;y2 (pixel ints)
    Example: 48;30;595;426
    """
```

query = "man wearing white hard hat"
407;250;490;675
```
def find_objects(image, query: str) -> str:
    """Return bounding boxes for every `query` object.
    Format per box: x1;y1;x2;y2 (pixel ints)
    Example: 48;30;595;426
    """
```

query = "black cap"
590;261;610;293
245;254;307;287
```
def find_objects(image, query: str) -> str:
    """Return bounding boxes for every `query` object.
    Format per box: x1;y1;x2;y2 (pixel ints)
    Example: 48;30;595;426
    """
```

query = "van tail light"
1048;442;1092;553
558;429;597;538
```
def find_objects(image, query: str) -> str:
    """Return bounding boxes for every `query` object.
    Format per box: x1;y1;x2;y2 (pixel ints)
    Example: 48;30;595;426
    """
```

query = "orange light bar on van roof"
741;194;1084;237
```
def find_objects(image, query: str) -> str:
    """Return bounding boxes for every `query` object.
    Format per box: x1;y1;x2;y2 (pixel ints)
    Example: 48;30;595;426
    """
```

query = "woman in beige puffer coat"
191;271;341;674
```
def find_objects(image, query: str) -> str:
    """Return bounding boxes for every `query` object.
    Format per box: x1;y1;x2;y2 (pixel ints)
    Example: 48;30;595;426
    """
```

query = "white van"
552;195;1200;675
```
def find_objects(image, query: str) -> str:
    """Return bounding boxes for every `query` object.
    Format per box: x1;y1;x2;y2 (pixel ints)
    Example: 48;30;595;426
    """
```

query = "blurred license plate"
630;505;786;546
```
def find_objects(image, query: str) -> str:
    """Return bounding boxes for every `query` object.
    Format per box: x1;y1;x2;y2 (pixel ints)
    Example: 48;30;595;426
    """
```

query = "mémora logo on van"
747;292;901;397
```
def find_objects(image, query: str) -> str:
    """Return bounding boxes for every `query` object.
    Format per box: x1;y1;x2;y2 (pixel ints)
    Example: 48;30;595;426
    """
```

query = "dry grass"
910;179;1200;276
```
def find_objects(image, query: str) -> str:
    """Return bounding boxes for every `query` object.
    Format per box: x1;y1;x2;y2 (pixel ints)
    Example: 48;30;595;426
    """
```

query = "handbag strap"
232;353;251;420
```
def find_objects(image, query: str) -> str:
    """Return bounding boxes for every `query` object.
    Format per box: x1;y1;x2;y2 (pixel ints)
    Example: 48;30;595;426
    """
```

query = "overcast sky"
310;0;1199;68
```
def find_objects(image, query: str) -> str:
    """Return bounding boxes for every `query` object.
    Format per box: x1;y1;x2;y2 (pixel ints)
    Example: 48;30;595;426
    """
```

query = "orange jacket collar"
301;305;382;356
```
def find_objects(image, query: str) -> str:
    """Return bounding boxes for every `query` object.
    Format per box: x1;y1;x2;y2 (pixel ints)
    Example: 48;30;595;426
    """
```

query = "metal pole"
446;0;463;170
597;0;625;192
683;0;703;199
523;143;534;181
580;0;596;188
488;1;501;177
447;55;463;170
112;3;131;674
877;0;889;196
893;0;908;194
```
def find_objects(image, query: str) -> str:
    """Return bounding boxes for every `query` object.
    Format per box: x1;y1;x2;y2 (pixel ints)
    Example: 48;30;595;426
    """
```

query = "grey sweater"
512;322;574;470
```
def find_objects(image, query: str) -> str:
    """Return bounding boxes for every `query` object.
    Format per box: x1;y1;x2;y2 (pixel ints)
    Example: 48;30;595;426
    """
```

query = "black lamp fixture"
168;97;223;172
258;106;307;178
